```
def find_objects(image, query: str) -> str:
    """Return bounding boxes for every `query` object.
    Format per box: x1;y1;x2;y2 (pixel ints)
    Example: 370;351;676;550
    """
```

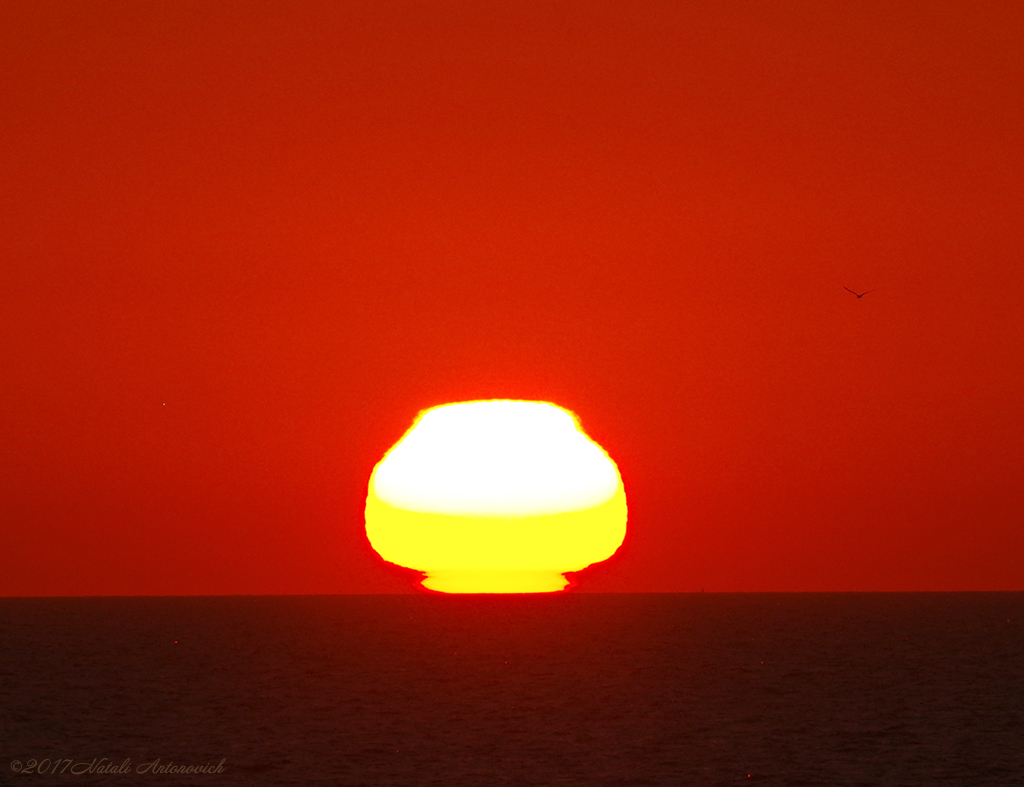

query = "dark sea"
2;593;1022;786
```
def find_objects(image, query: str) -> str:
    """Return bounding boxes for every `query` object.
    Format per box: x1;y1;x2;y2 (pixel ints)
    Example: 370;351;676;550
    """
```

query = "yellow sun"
365;400;627;593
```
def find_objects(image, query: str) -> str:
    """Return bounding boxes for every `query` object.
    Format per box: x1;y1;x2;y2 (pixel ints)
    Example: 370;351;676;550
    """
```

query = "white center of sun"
372;401;619;517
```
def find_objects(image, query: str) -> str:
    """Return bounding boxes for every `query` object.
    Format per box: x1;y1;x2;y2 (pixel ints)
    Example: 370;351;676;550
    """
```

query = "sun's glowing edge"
421;571;571;594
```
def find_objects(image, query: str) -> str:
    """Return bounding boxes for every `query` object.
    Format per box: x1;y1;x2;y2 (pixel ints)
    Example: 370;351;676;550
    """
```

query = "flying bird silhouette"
844;287;874;298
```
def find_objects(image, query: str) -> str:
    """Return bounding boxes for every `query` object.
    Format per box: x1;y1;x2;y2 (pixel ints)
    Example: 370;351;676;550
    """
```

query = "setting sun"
365;400;627;593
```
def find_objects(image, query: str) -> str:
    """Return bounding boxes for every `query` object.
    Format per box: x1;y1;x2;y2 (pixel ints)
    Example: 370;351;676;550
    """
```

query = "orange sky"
2;0;1022;595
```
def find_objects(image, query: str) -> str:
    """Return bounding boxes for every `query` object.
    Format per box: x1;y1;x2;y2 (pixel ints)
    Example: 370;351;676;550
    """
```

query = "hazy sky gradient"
2;0;1021;595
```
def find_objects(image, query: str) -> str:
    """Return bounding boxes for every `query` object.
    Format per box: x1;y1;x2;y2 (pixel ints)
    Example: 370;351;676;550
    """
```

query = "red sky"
2;0;1021;595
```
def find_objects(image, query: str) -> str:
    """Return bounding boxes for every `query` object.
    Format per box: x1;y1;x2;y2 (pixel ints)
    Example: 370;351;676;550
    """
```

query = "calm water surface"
3;593;1022;786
